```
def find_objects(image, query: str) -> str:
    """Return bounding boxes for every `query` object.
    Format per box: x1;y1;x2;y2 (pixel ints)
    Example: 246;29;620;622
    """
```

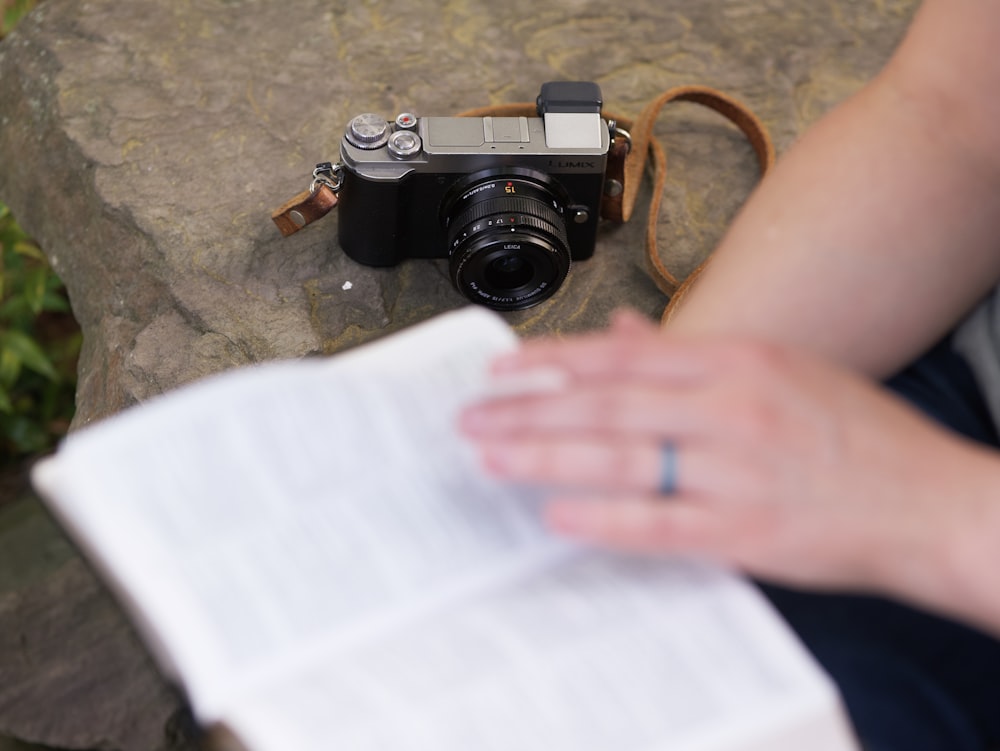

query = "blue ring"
659;442;678;496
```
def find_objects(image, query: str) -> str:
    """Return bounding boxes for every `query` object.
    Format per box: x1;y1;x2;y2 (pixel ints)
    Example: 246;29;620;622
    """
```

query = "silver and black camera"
336;82;612;311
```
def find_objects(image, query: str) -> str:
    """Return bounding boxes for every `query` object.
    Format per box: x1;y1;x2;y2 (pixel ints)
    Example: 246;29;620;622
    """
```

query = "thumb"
609;308;659;336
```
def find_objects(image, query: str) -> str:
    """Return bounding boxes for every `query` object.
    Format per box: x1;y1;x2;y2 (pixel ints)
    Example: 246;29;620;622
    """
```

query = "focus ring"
450;200;568;251
452;196;562;229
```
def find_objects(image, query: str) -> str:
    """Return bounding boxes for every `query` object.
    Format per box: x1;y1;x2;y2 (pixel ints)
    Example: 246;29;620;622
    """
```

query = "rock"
0;498;199;751
0;0;918;748
1;0;918;428
0;502;196;751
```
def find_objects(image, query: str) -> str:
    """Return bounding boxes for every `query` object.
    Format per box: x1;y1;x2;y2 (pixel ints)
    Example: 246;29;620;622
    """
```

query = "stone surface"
1;0;919;428
0;496;199;751
0;0;918;748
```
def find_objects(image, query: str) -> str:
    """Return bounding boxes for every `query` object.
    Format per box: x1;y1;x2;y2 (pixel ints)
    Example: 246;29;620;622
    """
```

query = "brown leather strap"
599;137;630;222
627;86;774;323
271;184;338;237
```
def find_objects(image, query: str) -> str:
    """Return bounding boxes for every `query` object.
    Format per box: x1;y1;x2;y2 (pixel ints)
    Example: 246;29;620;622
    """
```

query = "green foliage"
0;1;74;462
1;0;38;38
0;203;80;460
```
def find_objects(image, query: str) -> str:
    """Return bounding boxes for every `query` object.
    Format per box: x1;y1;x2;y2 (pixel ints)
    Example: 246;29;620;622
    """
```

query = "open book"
32;307;859;751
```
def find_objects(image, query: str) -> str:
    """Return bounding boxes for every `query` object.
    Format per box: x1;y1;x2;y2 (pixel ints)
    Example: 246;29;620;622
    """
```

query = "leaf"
0;345;21;388
40;290;71;313
13;239;46;262
0;185;73;457
0;329;58;381
1;1;37;39
0;248;23;293
22;265;48;314
0;294;30;324
1;413;49;454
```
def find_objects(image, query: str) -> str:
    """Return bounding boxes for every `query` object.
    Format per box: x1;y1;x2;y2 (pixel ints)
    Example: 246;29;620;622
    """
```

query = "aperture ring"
449;200;569;255
451;195;562;231
450;213;567;252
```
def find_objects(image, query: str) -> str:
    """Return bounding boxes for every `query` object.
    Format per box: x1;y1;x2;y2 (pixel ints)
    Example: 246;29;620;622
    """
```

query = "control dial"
346;113;390;149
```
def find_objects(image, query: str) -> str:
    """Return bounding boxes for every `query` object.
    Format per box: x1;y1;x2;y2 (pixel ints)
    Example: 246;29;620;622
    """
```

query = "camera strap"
271;163;343;237
632;86;775;321
270;85;774;321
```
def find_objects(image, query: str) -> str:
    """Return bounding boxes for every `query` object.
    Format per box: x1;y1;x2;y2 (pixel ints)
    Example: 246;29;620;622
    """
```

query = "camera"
336;82;612;311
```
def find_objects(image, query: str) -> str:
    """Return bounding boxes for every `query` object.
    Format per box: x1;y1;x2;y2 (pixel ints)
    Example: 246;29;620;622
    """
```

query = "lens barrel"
445;177;571;311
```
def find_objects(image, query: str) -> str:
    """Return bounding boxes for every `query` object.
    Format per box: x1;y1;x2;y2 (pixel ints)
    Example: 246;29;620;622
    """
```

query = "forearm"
869;438;1000;639
668;0;1000;377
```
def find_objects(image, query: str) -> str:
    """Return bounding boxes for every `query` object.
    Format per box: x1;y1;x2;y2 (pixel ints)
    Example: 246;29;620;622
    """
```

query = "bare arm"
668;0;1000;377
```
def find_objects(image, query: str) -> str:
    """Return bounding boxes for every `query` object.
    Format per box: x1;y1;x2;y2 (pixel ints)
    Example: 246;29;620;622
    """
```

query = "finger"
544;496;731;558
475;437;739;500
461;382;716;441
609;307;659;335
477;438;663;493
491;328;718;385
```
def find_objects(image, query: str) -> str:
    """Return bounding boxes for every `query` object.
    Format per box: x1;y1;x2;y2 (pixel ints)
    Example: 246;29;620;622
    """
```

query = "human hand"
460;310;1000;603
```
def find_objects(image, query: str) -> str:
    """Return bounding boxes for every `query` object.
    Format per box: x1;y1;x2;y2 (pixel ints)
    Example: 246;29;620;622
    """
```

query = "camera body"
336;82;612;310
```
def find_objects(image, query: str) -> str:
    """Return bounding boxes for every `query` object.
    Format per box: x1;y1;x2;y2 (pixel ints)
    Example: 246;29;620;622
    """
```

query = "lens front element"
446;177;571;311
485;255;534;290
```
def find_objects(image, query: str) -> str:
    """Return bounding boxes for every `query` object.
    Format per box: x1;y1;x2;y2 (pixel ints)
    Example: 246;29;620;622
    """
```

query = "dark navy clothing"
760;336;1000;751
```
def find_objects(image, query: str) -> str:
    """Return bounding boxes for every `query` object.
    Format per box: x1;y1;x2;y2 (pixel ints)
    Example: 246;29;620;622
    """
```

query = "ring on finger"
659;441;678;496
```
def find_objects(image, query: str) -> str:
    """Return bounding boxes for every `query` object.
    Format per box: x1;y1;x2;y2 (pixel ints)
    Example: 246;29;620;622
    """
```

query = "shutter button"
387;129;422;159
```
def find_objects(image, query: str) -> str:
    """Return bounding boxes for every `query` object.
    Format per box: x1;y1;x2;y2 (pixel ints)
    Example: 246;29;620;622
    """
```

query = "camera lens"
485;255;534;290
445;176;571;311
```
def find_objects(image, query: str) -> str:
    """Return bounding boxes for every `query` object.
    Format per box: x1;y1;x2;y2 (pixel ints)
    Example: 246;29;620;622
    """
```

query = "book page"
32;308;572;718
33;306;857;751
223;555;858;751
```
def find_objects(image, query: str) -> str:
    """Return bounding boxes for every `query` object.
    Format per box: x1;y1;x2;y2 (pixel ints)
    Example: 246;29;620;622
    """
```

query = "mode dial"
346;113;390;149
